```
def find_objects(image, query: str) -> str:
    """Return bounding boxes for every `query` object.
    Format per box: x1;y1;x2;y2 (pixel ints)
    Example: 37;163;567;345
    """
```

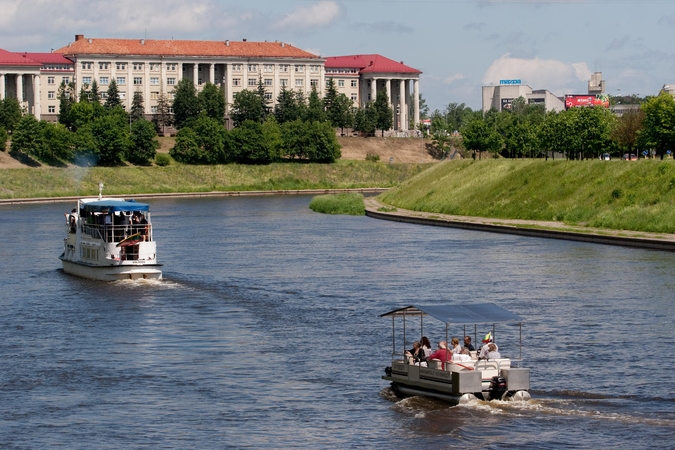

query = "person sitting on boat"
65;208;77;234
478;332;498;359
421;336;432;358
405;341;426;366
450;337;461;354
463;335;475;352
428;341;453;370
485;343;501;360
451;347;472;362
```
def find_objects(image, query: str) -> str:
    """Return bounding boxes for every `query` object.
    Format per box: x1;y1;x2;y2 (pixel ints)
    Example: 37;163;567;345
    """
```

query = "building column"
33;75;41;119
385;78;391;104
370;78;376;103
16;74;23;103
413;79;420;128
193;64;198;86
225;63;232;114
0;73;5;100
404;79;410;131
209;63;215;85
399;79;406;131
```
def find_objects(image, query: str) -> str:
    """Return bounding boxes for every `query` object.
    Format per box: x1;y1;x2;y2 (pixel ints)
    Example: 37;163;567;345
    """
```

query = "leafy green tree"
172;78;200;129
90;80;101;103
170;127;200;163
329;94;353;135
58;81;76;129
306;86;326;123
274;86;302;124
444;102;474;133
373;90;393;137
229;120;269;163
611;109;644;154
0;127;7;151
91;113;128;165
42;122;74;161
11;115;45;159
129;91;145;123
128;119;159;164
639;93;675;159
308;120;341;162
231;89;264;126
79;84;90;103
261;116;283;162
256;76;271;119
198;82;225;123
104;79;123;110
0;98;22;132
461;118;504;159
70;101;96;131
507;121;540;158
353;103;377;136
154;93;173;135
323;78;338;119
192;115;227;163
281;119;309;160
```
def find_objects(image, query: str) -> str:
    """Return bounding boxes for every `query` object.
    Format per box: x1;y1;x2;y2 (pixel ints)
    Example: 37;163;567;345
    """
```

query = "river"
0;195;674;448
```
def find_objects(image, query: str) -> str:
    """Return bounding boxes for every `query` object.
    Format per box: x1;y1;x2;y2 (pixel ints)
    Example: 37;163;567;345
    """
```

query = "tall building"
0;49;43;117
588;72;605;95
482;83;564;113
324;54;422;132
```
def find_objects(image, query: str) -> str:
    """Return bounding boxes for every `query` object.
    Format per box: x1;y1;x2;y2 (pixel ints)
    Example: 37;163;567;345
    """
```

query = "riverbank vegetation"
0;160;429;199
380;159;675;233
309;193;365;215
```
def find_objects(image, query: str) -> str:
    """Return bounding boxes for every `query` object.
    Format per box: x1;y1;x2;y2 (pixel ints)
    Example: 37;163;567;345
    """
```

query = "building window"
48;105;55;113
280;79;288;87
294;65;304;73
325;80;330;88
295;79;304;87
82;76;92;85
310;79;318;87
166;77;176;85
99;77;109;85
48;91;55;99
100;92;108;99
116;62;127;70
310;65;320;73
167;63;177;71
338;80;345;87
62;77;70;84
264;92;273;100
168;107;174;114
116;77;126;85
168;93;175;100
133;77;143;85
150;77;159;86
248;78;257;86
119;92;126;100
232;78;241;86
279;64;289;72
150;63;160;71
47;76;55;85
99;62;109;70
263;64;274;73
351;80;357;88
232;64;242;72
150;92;159;100
247;64;258;72
351;93;358;101
82;62;92;70
151;106;158;113
264;78;273;86
133;63;144;71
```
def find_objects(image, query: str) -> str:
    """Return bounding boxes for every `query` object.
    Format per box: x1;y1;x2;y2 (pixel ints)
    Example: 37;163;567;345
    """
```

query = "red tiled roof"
55;36;320;59
0;48;42;67
16;52;74;65
325;54;421;75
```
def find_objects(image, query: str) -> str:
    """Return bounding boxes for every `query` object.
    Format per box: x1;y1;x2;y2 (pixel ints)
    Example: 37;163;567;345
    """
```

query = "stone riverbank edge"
365;198;675;253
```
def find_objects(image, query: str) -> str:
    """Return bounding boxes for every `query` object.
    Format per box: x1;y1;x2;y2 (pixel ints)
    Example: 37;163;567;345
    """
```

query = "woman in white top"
421;336;432;358
450;337;461;354
452;347;472;362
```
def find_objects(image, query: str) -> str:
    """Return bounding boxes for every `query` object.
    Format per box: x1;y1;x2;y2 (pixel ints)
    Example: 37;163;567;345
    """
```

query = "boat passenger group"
406;333;500;370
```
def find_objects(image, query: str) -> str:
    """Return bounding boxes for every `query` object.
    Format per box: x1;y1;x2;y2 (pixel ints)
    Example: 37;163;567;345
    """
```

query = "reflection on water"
0;195;674;448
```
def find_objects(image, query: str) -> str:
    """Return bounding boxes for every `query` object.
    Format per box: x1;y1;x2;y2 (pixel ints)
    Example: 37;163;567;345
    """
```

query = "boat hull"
61;259;162;281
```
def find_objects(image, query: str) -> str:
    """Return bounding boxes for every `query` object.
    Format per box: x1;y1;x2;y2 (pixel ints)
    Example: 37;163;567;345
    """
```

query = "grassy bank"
0;160;430;199
309;193;365;215
380;159;675;234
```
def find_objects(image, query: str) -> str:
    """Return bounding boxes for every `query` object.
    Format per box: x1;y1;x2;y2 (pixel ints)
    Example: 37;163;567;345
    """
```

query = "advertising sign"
501;98;514;110
500;79;521;85
564;94;610;109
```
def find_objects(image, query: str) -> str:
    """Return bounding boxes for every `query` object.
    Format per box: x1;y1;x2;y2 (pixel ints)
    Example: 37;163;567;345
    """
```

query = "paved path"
364;197;675;252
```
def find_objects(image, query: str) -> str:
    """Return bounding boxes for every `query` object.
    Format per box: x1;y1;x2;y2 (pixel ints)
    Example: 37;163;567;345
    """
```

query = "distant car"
622;153;637;161
601;153;611;161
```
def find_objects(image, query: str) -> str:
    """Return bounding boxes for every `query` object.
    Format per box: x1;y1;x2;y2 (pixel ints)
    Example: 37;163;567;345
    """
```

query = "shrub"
309;193;365;215
0;126;7;151
128;119;159;165
155;153;171;166
365;153;380;162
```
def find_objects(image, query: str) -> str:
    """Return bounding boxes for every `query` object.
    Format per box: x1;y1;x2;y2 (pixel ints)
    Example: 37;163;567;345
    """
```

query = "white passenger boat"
381;304;531;405
59;186;162;281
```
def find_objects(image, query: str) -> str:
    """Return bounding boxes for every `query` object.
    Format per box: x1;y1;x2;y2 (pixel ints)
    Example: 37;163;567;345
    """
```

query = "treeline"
425;94;675;160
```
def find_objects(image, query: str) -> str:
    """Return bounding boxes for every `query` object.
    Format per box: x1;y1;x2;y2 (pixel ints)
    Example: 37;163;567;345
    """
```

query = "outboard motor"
385;366;392;377
488;376;507;400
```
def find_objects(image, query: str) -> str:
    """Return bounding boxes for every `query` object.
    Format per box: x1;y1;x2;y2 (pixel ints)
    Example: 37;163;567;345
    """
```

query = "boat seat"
474;358;511;379
444;360;475;373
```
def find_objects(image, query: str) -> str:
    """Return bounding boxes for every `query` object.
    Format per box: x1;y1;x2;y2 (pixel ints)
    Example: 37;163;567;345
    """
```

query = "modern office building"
482;83;564;113
324;54;422;131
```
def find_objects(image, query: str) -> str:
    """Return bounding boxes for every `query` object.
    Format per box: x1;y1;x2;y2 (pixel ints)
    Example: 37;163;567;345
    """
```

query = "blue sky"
1;0;674;112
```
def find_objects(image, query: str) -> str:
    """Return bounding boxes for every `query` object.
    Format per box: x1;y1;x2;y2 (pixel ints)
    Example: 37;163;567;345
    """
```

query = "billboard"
501;98;514;110
564;94;610;109
500;79;521;85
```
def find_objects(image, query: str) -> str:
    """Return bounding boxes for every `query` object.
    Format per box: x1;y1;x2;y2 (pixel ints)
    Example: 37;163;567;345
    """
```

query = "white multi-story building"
482;83;564;113
55;35;324;125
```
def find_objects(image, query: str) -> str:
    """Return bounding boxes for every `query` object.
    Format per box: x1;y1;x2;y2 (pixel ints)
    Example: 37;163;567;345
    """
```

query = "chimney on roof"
281;42;285;48
88;38;92;44
401;61;404;64
75;34;84;41
140;39;145;45
225;40;230;46
243;38;247;42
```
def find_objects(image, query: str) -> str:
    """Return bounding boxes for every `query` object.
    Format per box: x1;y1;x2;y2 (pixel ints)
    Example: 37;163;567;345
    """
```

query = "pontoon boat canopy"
81;200;150;213
380;304;522;324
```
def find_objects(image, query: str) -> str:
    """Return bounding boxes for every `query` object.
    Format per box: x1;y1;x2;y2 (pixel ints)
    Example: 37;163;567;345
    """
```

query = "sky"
1;0;675;112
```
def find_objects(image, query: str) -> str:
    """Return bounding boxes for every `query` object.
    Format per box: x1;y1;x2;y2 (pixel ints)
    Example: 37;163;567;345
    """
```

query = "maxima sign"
499;79;521;85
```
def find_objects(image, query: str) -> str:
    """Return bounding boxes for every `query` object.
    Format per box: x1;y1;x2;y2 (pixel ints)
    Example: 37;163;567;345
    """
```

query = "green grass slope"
309;193;365;215
380;159;675;234
0;161;431;199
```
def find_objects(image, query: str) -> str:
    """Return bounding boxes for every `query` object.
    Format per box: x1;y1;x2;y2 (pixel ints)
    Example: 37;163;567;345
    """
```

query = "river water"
1;195;674;448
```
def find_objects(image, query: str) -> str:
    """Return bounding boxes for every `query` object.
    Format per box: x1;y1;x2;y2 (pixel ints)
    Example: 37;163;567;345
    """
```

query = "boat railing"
81;222;153;244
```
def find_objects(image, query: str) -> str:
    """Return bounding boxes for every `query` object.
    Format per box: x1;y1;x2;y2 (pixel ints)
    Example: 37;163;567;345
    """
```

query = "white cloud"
444;74;466;84
274;1;341;32
482;53;591;94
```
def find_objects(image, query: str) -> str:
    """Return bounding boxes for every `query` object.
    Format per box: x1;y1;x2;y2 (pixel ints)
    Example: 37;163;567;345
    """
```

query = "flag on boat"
482;332;492;343
116;232;142;247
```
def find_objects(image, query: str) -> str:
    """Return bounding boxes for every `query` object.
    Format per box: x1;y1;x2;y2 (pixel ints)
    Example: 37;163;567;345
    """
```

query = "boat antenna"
98;182;104;200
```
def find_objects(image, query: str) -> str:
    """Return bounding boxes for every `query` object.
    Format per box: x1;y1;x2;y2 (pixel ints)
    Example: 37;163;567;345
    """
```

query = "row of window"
42;65;71;71
47;76;69;85
81;62;175;72
326;68;359;74
81;61;321;74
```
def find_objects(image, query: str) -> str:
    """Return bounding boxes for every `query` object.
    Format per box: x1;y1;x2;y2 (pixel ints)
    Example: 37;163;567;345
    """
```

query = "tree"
261;116;283;163
323;78;339;119
58;81;76;129
461;118;504;159
90;80;101;104
331;94;354;135
130;91;145;123
154;93;173;135
170;127;200;163
639;93;675;159
79;84;90;103
192;114;227;163
444;102;474;134
104;79;123;110
128;119;159;164
0;127;7;151
305;86;326;123
90;113;128;165
353;103;377;136
11;115;45;160
308;120;341;162
256;76;271;120
42;122;74;161
274;86;302;124
0;98;22;133
611;109;644;154
172;78;201;129
198;82;226;123
231;89;264;126
229;120;269;164
373;90;393;137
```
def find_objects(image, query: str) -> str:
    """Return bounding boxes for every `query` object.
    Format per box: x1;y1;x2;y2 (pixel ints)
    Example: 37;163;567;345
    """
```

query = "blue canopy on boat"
81;199;150;213
380;303;523;324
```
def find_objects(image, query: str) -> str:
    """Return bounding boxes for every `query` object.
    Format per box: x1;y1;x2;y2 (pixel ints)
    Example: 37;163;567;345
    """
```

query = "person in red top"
427;341;453;370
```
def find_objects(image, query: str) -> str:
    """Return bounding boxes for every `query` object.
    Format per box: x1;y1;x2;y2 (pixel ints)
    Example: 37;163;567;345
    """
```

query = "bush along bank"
309;193;366;215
